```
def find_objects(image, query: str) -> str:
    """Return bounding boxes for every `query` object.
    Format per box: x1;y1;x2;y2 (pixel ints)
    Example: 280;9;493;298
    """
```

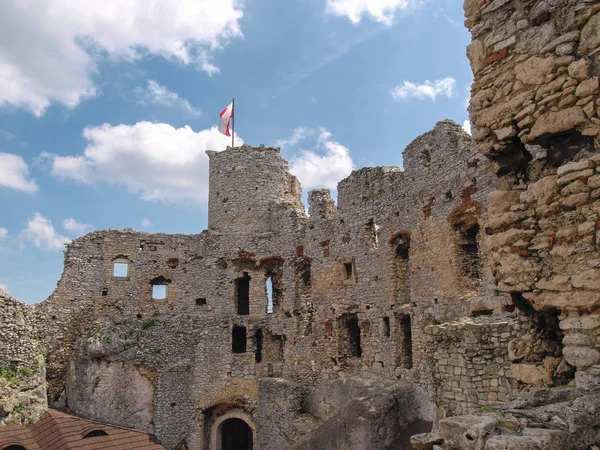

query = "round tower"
206;145;302;233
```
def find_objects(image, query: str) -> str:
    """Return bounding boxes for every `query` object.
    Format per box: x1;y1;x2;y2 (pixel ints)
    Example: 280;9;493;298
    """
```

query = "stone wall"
21;122;528;449
487;155;600;379
0;288;46;425
465;0;600;175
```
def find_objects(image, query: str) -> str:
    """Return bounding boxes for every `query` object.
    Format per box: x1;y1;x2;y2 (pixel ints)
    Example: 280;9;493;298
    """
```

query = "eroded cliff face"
0;289;47;426
408;1;600;448
465;0;600;176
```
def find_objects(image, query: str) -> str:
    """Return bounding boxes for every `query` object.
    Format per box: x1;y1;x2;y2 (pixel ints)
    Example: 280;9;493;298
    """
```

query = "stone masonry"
2;1;600;449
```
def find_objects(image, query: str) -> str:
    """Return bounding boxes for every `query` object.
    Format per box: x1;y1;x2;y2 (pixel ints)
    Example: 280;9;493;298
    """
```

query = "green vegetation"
142;319;155;330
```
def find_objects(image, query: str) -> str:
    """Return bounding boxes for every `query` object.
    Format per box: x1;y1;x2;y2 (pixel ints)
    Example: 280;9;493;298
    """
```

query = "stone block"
535;275;572;292
559;314;600;330
563;346;600;368
515;57;556;85
568;58;590;80
529;106;587;141
575;77;600;97
439;415;497;450
578;12;600;56
571;269;600;290
510;363;545;385
557;159;594;177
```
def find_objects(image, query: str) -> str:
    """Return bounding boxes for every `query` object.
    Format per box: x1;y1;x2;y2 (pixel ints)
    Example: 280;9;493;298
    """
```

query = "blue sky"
0;0;472;303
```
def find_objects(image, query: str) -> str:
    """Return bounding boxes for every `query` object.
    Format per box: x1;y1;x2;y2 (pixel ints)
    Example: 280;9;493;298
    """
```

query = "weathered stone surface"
578;12;600;56
575;77;600;98
511;363;545;385
515;57;555;85
563;346;600;368
571;269;600;290
559;314;600;330
529;106;587;140
439;415;497;450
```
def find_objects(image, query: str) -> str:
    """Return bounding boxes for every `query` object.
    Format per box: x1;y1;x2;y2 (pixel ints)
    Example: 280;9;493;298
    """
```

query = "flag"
218;102;234;137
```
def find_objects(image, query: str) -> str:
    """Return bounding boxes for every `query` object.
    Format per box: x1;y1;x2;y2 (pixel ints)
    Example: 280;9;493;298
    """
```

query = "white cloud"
62;218;92;236
0;1;243;116
289;129;355;190
276;127;315;148
140;218;153;228
0;153;38;193
326;0;415;25
51;122;242;203
391;77;456;101
136;80;201;116
0;228;7;239
0;129;15;141
462;120;472;135
21;213;71;251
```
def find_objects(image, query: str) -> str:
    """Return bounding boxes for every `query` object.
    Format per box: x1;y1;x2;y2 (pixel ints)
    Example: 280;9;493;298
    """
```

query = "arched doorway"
220;418;253;450
210;409;256;450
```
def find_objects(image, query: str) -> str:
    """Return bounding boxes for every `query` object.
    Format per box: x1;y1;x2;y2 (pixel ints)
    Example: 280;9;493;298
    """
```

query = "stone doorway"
210;409;256;450
219;418;253;450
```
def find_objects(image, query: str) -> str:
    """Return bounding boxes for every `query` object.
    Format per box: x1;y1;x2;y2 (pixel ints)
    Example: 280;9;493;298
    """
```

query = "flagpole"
231;98;235;148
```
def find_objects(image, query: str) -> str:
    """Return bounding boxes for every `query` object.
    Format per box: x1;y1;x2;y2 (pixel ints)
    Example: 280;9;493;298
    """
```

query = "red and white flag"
218;102;234;137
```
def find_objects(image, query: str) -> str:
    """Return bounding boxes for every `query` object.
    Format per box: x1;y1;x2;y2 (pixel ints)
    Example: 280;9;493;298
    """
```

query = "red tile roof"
0;409;164;450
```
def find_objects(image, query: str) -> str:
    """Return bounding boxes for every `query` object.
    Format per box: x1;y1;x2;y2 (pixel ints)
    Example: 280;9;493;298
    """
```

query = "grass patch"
142;319;155;330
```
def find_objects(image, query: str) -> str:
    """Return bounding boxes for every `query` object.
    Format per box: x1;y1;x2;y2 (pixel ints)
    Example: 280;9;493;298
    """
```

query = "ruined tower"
206;145;303;234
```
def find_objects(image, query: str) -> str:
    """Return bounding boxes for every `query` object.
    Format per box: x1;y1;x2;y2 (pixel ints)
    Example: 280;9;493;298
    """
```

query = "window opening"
365;219;380;248
235;273;251;315
338;313;361;359
399;315;413;369
196;298;207;306
101;289;108;297
266;277;274;314
152;285;167;300
382;317;390;337
457;224;481;282
112;258;130;279
255;329;263;363
232;326;247;353
392;233;411;305
343;262;353;280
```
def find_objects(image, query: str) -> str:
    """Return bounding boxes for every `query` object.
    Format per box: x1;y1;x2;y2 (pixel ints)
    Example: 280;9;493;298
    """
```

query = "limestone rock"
529;106;587;140
578;12;600;56
563;346;600;368
439;415;497;450
515;57;555;85
571;269;600;290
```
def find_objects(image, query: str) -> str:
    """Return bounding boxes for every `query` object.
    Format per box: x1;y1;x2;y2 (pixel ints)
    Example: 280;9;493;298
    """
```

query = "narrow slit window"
266;276;274;313
196;298;207;306
399;315;413;369
235;273;251;315
457;224;481;282
343;262;353;280
232;326;247;353
382;317;390;337
255;329;263;363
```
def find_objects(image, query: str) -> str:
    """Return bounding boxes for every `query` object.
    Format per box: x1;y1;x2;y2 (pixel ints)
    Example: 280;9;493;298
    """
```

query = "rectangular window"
236;273;251;315
112;258;130;280
152;284;167;300
338;313;361;359
232;326;247;353
382;316;390;337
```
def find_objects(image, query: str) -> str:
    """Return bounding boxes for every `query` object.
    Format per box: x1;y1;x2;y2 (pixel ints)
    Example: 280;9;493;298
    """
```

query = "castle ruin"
1;1;600;449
